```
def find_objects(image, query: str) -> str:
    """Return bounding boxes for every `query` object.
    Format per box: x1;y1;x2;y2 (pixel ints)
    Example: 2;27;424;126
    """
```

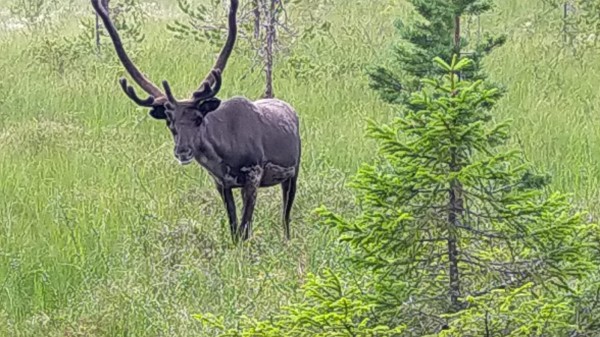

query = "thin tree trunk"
263;0;275;98
454;14;462;80
95;0;110;53
447;177;463;311
252;0;260;40
447;70;463;312
454;15;461;55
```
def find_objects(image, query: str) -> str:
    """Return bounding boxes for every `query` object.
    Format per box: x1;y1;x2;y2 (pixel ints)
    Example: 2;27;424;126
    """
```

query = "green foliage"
86;0;147;52
437;273;600;336
167;0;230;48
565;0;600;52
321;55;598;335
531;0;600;55
433;283;577;336
280;52;326;80
167;0;333;79
195;269;406;336
27;0;147;75
28;36;87;75
368;0;506;104
8;0;53;31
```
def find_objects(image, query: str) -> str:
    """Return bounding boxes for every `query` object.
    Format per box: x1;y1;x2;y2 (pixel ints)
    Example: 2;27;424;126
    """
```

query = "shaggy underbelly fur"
259;162;296;187
206;162;296;188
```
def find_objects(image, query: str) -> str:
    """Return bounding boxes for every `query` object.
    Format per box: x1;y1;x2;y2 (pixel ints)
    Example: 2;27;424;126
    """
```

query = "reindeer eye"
166;121;177;135
165;113;175;127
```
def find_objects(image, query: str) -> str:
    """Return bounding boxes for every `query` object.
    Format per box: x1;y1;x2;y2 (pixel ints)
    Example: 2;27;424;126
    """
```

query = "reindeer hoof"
237;224;251;241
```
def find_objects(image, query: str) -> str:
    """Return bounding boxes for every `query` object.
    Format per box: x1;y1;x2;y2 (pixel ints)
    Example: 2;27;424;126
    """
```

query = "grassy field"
0;0;599;335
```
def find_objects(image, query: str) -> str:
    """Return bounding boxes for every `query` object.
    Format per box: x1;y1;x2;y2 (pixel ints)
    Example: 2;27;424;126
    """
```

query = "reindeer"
91;0;301;243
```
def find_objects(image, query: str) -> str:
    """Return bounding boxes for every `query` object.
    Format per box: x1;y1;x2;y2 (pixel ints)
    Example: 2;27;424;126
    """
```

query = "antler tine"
91;0;165;103
192;69;222;101
210;69;222;95
193;0;238;93
161;80;178;104
119;78;156;106
192;82;213;101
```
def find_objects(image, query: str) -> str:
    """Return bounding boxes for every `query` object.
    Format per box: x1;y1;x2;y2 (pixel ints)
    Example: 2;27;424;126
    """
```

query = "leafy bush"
8;0;54;31
25;0;147;75
168;0;332;80
196;269;405;337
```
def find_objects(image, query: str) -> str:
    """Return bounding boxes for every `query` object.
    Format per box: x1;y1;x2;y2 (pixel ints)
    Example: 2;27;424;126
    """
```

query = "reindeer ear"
149;106;167;119
196;98;221;116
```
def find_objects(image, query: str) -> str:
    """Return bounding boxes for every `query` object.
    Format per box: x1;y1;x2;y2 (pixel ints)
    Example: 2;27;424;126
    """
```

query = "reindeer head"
91;0;238;165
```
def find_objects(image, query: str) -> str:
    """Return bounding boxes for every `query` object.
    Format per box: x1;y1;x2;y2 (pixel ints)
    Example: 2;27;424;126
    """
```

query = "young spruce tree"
320;55;597;335
368;0;505;104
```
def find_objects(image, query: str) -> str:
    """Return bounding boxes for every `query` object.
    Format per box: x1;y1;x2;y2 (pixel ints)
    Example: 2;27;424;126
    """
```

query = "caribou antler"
192;0;239;99
162;80;178;104
193;69;222;101
92;0;238;106
91;0;166;106
118;78;156;106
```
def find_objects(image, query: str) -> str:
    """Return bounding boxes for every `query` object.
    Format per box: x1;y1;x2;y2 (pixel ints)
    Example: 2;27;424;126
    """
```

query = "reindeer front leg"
239;166;263;241
216;182;238;243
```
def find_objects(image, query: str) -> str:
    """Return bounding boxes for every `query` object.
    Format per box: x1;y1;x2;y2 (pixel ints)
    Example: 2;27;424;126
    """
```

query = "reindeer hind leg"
281;174;297;241
239;166;263;241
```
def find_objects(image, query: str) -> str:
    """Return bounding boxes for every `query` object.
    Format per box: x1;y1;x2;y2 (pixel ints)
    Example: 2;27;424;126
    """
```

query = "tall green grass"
482;0;600;208
0;0;598;335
